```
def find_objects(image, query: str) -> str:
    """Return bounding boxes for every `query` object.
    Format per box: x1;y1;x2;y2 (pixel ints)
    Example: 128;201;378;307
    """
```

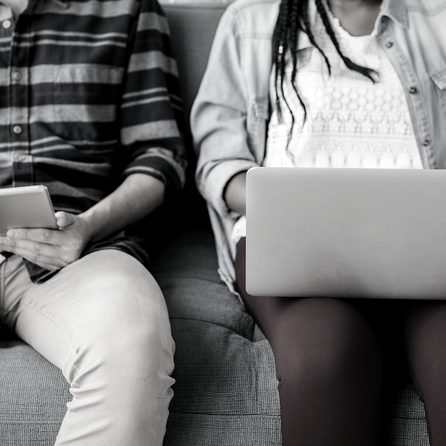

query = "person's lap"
0;249;175;446
235;236;446;446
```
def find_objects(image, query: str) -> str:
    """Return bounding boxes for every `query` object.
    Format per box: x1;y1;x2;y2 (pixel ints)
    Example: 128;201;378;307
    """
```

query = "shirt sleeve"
121;0;187;195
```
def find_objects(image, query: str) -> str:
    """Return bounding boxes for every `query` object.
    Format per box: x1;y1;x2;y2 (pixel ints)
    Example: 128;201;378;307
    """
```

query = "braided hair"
272;0;377;146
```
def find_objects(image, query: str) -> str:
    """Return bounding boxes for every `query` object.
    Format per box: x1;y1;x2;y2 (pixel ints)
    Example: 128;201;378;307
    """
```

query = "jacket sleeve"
191;5;260;219
121;0;187;196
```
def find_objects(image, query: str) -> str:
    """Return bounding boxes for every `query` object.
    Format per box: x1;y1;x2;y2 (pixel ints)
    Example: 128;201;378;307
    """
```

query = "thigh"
235;238;383;446
346;297;410;382
403;300;446;446
234;238;381;371
3;250;173;378
404;300;446;390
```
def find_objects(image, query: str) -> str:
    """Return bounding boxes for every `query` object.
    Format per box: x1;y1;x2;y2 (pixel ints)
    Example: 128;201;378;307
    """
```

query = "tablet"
0;185;58;236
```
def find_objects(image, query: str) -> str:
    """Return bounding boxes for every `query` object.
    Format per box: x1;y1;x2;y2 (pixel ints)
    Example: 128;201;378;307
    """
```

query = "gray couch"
0;1;431;445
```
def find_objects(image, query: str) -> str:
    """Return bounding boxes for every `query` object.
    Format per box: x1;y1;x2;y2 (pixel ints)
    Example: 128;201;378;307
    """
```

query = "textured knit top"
232;0;422;242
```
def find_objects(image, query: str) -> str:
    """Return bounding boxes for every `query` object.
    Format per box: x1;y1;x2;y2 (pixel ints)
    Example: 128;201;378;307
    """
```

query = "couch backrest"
160;1;231;229
162;1;230;123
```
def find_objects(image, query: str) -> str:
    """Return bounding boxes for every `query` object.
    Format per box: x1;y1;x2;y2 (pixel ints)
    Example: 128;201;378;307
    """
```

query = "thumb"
55;211;76;229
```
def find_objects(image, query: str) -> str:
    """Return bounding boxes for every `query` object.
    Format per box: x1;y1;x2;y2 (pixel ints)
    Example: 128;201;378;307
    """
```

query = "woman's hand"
0;211;92;271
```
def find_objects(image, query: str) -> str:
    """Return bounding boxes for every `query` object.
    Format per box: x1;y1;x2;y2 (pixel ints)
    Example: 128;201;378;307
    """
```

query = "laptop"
245;167;446;299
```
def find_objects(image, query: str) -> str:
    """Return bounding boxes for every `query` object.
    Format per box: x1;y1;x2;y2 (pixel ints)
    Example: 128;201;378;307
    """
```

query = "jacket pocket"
431;68;446;119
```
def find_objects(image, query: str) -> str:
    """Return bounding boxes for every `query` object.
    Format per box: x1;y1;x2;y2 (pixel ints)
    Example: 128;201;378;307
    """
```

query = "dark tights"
235;237;446;446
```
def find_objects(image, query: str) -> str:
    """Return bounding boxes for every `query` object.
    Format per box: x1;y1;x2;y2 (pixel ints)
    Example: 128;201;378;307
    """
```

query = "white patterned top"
232;0;422;243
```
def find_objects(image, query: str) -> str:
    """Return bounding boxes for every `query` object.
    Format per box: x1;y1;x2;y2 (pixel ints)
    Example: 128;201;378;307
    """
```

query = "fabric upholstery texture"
0;2;433;445
0;340;70;444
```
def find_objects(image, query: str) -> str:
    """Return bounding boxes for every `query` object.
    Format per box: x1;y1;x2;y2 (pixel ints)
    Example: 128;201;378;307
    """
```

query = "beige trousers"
0;250;175;446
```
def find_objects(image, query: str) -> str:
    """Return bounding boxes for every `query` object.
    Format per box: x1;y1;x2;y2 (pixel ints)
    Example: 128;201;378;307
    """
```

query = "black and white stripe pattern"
0;0;187;281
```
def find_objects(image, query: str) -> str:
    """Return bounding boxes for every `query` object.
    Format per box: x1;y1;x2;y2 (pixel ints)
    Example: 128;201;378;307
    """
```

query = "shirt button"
12;125;23;135
2;20;12;29
11;70;22;81
16;154;26;162
409;87;418;94
423;139;430;147
386;42;393;48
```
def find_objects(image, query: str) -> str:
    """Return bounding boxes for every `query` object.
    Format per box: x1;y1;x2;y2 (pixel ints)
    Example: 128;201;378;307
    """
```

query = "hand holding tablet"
0;186;91;271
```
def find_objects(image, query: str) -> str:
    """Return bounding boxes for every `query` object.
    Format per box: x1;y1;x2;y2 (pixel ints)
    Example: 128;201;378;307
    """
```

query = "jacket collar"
380;0;409;29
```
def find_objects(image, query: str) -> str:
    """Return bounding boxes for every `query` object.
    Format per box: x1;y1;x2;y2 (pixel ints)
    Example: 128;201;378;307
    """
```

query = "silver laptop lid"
246;167;446;299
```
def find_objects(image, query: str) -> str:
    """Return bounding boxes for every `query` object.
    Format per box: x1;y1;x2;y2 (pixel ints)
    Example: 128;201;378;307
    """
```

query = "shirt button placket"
15;153;27;162
379;26;435;168
12;70;22;81
12;125;23;135
9;17;32;187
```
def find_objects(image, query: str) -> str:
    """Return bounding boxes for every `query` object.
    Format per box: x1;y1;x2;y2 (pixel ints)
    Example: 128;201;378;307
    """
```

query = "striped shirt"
0;0;187;282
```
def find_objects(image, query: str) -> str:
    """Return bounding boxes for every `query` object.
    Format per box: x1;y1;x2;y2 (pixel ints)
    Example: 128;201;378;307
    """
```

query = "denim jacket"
191;0;446;293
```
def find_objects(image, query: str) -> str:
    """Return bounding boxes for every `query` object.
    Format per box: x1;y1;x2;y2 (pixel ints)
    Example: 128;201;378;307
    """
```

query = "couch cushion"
164;319;282;445
153;229;256;338
0;340;70;445
162;2;229;120
153;230;283;445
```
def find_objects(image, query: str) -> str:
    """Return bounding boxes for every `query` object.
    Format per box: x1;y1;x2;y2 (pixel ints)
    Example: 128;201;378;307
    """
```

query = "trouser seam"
16;300;81;377
0;257;17;331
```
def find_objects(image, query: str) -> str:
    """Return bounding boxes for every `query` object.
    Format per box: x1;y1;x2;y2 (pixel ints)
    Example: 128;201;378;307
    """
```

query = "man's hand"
0;212;92;271
0;174;165;272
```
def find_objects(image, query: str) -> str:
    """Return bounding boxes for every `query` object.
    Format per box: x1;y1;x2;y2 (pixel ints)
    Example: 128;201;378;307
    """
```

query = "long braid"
315;0;377;82
273;0;306;159
273;0;291;121
300;0;331;75
272;0;378;153
285;0;300;156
